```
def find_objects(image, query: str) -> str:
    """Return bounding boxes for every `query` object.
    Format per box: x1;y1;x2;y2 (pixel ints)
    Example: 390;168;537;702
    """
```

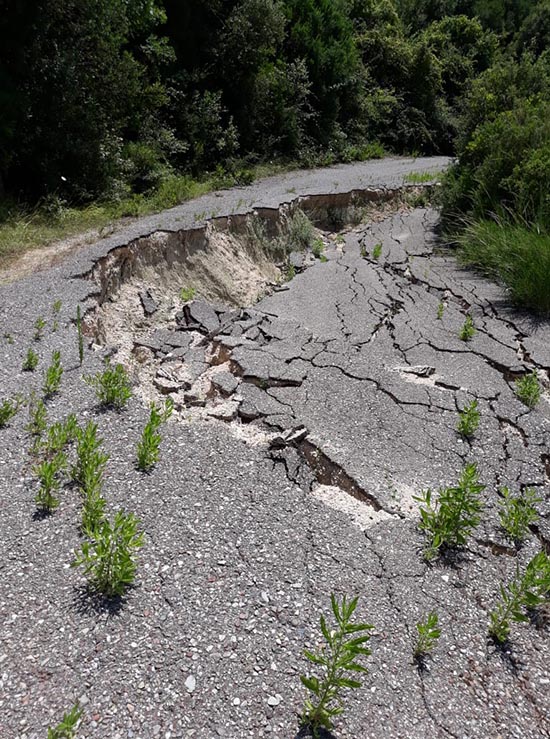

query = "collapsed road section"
0;160;549;738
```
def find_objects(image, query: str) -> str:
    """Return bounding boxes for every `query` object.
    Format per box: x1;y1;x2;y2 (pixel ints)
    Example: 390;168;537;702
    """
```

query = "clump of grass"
436;302;445;320
85;361;132;410
413;612;441;661
47;703;83;739
72;421;109;535
136;399;173;472
459;315;475;341
405;170;439;185
179;286;196;302
489;551;550;644
300;594;373;737
0;397;20;428
514;371;541;408
360;244;367;258
26;394;47;441
285;264;296;281
22;347;39;371
457;399;480;439
288;209;314;250
34;316;46;341
34;452;67;513
458;219;550;315
499;487;541;545
312;237;325;259
414;463;485;560
72;510;144;597
43;350;63;398
372;243;382;260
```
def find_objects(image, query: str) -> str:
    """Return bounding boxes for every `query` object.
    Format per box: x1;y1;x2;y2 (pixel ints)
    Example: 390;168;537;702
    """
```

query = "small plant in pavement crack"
73;421;109;535
489;551;550;643
85;360;132;410
459;315;475;341
43;350;63;398
34;316;46;341
47;703;82;738
136;398;173;472
414;463;485;560
23;347;39;371
372;242;382;260
72;510;144;597
498;487;541;545
457;399;480;439
413;612;441;661
34;452;66;513
436;302;445;320
300;594;373;737
514;371;541;408
0;396;21;428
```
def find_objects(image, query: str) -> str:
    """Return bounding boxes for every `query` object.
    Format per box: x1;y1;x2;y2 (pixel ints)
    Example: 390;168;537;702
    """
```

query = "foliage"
514;372;541;408
459;315;475;341
372;243;382;260
47;703;83;739
179;287;196;302
437;302;445;320
457;399;480;438
85;361;132;410
136;398;173;472
458;220;550;315
311;238;325;259
414;463;485;560
0;397;20;428
489;551;550;643
300;594;373;736
43;350;63;398
34;316;46;341
34;453;66;513
499;487;541;545
288;209;314;250
26;395;47;440
23;347;39;371
72;510;144;597
414;611;441;660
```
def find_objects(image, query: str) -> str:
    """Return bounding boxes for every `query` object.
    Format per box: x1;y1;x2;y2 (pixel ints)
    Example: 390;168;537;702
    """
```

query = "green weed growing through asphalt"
498;487;541;545
43;350;63;398
489;551;550;643
47;703;82;739
72;510;144;597
23;347;39;371
34;453;66;513
300;594;373;737
459;315;475;341
34;316;46;341
457;399;480;439
0;397;20;428
514;372;541;408
413;612;441;661
136;398;173;472
85;361;132;410
414;463;485;560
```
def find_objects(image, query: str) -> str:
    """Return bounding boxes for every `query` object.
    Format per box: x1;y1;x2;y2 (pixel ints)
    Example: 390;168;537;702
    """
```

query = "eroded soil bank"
1;159;549;738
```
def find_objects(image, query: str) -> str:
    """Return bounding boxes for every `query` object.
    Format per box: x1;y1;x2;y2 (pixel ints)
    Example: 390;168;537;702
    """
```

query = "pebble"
267;695;280;707
185;675;196;693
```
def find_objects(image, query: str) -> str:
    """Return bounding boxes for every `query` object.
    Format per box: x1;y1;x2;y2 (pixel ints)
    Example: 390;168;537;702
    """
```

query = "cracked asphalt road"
1;158;550;738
